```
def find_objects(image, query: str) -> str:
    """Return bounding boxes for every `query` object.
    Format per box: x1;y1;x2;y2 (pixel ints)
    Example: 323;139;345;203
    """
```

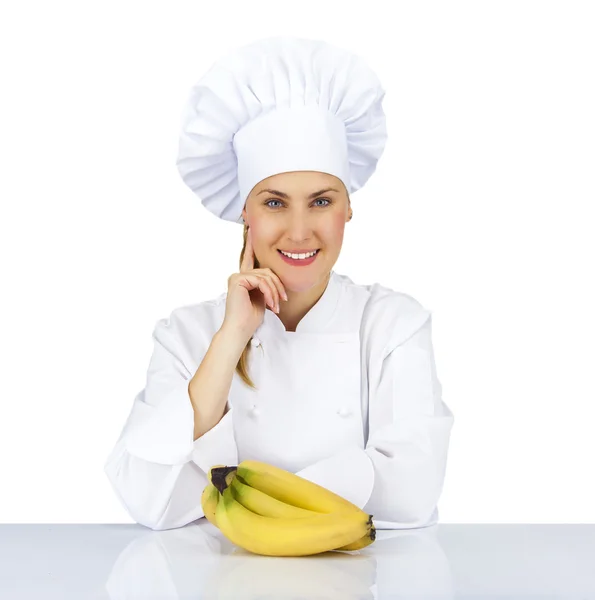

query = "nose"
281;214;320;243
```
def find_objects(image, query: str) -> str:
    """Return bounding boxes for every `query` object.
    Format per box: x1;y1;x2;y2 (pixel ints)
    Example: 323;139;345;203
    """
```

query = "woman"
104;36;455;531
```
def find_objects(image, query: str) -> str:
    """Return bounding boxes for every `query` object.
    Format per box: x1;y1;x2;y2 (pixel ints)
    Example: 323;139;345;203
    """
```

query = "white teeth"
280;250;318;259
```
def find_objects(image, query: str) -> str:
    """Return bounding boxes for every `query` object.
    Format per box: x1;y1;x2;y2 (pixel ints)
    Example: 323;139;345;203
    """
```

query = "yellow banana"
230;475;320;518
334;531;375;552
229;475;375;552
201;482;219;526
211;462;376;552
200;463;233;527
235;459;367;516
215;484;374;557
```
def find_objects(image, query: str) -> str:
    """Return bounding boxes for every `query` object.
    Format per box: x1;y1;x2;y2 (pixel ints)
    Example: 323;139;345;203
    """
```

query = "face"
241;171;352;293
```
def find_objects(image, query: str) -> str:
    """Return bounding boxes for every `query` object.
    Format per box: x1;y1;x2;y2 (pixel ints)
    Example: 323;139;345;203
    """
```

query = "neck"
277;271;331;331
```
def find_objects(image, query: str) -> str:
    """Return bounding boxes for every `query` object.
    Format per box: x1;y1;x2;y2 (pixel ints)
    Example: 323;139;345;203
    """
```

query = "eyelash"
264;198;332;209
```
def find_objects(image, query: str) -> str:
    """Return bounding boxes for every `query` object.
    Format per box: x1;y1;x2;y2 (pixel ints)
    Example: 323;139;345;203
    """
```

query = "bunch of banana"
200;459;376;556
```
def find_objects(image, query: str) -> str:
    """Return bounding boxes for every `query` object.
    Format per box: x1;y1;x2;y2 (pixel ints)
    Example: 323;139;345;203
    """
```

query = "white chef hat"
175;36;388;224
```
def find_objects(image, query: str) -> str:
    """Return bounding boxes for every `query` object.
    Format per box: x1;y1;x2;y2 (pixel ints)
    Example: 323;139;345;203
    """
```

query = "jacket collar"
257;269;342;337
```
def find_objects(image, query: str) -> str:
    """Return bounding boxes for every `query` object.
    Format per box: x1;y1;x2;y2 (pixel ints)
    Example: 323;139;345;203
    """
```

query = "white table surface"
1;523;593;598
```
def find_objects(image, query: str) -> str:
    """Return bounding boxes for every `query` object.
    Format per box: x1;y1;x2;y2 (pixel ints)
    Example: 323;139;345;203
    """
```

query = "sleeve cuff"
123;378;196;465
124;377;240;474
295;445;374;510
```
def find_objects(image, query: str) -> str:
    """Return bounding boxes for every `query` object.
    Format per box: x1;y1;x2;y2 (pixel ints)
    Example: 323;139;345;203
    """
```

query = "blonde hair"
235;222;260;390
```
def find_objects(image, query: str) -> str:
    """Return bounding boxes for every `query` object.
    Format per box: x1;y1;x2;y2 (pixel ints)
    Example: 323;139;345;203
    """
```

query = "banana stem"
211;466;238;494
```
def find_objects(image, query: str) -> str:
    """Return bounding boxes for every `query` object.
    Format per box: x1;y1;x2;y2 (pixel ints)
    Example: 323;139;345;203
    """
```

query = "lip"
277;249;320;266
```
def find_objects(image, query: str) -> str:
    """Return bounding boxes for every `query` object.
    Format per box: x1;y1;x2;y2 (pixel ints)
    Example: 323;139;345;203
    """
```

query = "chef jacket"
104;270;455;531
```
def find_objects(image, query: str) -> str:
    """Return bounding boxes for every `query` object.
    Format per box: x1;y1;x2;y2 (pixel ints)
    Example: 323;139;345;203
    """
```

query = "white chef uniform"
104;36;455;531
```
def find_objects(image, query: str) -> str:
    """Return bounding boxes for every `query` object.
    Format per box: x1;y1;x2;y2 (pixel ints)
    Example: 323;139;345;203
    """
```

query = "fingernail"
283;293;288;301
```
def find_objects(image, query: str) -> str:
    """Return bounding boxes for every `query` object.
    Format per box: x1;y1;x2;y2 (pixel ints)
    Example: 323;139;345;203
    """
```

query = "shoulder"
338;273;432;353
158;294;225;337
150;293;227;368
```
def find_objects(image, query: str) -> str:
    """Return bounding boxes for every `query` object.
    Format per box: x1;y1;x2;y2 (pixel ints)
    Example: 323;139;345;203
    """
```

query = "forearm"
188;325;250;441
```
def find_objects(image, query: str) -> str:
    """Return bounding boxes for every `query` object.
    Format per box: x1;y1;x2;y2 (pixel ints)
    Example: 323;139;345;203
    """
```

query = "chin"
282;270;331;292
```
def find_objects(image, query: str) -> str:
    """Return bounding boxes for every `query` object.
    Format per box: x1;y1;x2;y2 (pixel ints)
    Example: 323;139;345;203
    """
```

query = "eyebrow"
257;187;340;200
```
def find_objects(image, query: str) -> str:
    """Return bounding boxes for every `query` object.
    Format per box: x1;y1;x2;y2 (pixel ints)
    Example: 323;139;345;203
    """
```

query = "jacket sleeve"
103;317;238;531
295;311;454;530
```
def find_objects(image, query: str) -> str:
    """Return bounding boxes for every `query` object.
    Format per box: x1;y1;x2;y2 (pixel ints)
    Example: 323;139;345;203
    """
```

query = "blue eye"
265;198;331;208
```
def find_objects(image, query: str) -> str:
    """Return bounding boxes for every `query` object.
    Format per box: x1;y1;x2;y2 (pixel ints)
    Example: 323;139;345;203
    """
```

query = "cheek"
248;223;275;259
249;223;267;246
327;214;346;243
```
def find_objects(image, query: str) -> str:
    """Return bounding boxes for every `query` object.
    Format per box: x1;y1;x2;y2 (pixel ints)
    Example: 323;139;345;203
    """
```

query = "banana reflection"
98;521;454;599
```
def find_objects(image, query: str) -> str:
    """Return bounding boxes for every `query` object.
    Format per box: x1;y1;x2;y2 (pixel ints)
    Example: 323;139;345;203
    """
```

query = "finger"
240;229;254;273
262;275;280;312
238;274;274;311
258;278;277;312
264;269;288;302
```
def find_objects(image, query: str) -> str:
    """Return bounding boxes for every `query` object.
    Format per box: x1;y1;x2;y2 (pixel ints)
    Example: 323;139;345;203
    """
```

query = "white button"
249;404;260;417
337;407;352;417
250;337;261;347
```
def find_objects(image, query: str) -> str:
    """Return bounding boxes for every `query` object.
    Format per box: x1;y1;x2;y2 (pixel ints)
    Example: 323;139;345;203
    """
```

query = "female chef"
104;36;455;531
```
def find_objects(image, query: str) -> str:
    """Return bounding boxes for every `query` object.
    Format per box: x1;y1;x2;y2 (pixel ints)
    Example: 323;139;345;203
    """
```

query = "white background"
1;0;593;524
